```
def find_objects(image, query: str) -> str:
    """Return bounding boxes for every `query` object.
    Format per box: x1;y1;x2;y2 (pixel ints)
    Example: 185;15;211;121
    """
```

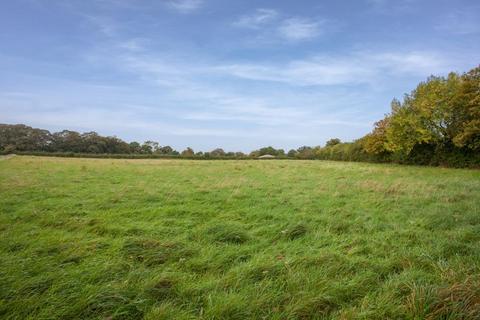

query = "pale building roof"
258;154;275;159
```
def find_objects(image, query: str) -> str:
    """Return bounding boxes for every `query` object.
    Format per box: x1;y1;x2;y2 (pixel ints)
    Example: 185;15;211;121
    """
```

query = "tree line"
1;65;478;167
256;65;479;168
0;125;344;160
329;65;480;167
0;125;256;159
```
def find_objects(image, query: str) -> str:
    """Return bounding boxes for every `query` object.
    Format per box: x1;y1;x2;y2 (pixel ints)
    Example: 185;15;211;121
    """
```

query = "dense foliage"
1;66;478;166
0;125;249;159
311;65;480;167
0;125;179;156
359;65;480;167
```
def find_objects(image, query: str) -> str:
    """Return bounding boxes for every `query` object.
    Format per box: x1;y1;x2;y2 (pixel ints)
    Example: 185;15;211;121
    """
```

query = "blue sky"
1;0;479;151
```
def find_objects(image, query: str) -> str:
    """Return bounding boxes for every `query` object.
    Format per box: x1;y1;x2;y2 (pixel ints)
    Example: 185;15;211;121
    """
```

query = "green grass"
0;156;479;319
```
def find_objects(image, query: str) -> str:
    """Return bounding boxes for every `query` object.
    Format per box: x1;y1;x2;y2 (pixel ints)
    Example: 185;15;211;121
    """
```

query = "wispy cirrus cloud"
233;8;326;42
80;44;459;142
278;18;324;41
216;51;450;86
233;8;279;29
166;0;203;14
77;47;373;132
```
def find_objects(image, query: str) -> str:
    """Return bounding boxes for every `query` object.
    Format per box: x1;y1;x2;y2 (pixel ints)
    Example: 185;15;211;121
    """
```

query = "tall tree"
325;138;341;147
452;66;480;150
181;147;195;157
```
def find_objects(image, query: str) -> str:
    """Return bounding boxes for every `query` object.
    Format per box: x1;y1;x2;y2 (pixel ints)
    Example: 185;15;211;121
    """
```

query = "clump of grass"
282;223;308;240
20;278;53;296
7;242;26;252
88;224;125;237
61;253;84;265
290;295;339;319
144;302;194;320
246;263;286;282
125;227;143;236
432;279;480;319
406;279;480;319
329;220;351;234
202;292;252;319
122;238;193;266
206;222;250;244
75;287;144;320
146;278;178;301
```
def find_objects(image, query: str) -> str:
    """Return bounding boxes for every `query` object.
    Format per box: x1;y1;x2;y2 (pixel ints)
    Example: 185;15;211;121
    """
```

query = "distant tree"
0;124;51;152
52;130;83;153
296;146;314;159
250;146;285;157
287;149;297;158
249;150;260;158
104;136;130;154
325;138;341;147
140;143;153;154
157;145;173;155
81;132;104;153
210;148;225;157
258;146;277;156
181;147;195;157
129;141;142;153
142;141;159;153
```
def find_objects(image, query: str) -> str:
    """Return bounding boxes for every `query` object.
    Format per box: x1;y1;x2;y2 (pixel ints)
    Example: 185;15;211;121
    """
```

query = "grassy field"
0;156;479;319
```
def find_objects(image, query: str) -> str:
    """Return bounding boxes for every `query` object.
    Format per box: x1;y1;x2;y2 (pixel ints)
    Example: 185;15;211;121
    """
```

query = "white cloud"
167;0;203;14
86;46;458;139
182;97;309;126
108;35;449;89
278;18;323;41
233;9;279;29
216;51;450;86
233;9;326;42
90;50;370;130
370;52;448;74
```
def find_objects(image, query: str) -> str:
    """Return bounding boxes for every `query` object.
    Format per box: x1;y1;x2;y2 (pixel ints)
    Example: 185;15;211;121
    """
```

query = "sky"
1;0;479;152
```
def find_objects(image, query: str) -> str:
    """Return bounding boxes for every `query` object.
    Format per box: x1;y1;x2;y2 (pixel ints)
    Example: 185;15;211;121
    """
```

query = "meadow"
0;156;479;319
